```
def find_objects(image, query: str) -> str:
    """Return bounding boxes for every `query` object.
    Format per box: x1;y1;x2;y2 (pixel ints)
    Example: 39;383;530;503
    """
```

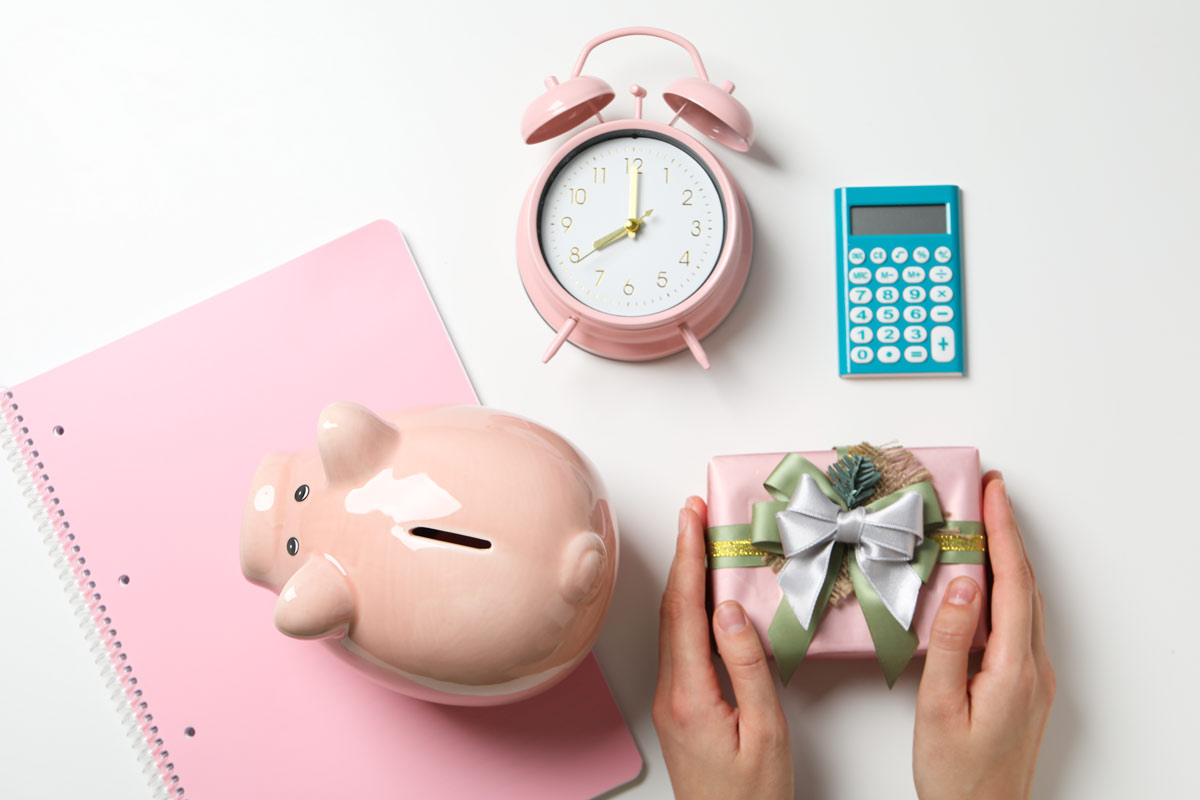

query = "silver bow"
775;474;926;630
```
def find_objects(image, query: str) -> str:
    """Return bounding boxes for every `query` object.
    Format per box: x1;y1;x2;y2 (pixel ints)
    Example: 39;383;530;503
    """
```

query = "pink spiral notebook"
2;221;642;799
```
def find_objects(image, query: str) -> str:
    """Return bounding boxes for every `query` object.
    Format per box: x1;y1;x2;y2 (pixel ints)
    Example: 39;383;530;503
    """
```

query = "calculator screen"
850;204;947;236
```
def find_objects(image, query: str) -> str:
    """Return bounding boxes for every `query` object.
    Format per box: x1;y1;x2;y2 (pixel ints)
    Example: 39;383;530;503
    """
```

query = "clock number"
691;220;702;236
570;247;581;263
623;281;635;296
657;272;669;288
679;251;690;267
663;167;669;184
625;157;643;174
681;189;693;206
595;270;605;286
570;188;587;205
593;167;606;184
560;216;572;231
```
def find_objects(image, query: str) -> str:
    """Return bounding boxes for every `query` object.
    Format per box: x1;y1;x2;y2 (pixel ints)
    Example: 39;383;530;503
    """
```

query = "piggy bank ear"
317;402;400;485
274;556;355;639
560;532;608;606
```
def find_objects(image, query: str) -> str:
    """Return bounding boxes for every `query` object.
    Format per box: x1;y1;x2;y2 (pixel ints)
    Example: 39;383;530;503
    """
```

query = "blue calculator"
835;185;964;377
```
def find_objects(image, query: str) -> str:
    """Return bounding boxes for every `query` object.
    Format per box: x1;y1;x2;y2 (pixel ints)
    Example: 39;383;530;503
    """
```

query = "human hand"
652;496;793;800
913;472;1056;799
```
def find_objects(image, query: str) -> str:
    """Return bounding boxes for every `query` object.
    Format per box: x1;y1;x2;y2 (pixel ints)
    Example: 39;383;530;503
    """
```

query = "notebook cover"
1;221;642;799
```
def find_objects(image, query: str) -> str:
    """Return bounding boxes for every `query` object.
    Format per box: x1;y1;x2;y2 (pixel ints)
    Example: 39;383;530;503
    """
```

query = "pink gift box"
706;447;988;666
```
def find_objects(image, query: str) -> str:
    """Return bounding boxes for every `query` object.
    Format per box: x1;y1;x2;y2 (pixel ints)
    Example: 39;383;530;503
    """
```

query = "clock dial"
538;131;727;317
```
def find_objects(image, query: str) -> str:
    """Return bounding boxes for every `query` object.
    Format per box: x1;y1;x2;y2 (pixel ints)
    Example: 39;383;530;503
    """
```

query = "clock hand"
591;209;654;252
628;164;639;235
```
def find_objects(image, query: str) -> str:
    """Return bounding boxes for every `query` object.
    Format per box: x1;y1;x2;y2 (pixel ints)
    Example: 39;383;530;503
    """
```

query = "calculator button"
903;305;927;323
876;306;900;324
850;307;874;324
877;326;900;344
876;286;899;304
905;346;929;363
904;325;927;343
849;267;873;285
912;246;930;264
874;266;899;284
849;287;873;304
878;346;901;364
930;305;954;323
903;285;926;303
929;266;953;283
902;266;926;283
850;326;874;344
848;248;866;265
850;346;875;364
870;247;887;264
934;246;952;263
931;326;956;362
890;247;908;265
929;285;954;303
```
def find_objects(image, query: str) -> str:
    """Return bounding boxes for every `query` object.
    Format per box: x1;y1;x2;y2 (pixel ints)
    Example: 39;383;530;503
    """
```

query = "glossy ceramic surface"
240;402;619;706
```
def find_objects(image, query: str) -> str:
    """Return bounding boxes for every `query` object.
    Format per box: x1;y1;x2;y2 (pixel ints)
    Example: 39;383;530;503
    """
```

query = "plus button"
930;325;956;364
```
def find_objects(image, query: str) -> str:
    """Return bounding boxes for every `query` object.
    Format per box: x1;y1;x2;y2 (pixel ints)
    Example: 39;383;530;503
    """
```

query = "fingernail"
715;601;747;633
678;509;688;534
947;578;977;606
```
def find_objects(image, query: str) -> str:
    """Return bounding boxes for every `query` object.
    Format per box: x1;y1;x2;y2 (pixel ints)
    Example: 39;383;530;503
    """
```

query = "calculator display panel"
850;204;947;236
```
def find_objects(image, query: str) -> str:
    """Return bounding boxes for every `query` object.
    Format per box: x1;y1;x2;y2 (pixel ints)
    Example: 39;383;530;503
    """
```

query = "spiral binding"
2;389;183;799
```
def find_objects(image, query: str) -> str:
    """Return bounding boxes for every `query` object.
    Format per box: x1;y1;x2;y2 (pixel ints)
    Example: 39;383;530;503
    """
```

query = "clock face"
537;130;727;317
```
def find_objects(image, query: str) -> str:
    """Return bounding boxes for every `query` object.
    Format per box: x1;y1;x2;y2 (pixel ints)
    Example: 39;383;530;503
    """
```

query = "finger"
917;577;983;721
655;498;708;693
982;475;1035;666
711;601;785;742
660;501;721;699
1032;587;1048;664
984;470;1033;578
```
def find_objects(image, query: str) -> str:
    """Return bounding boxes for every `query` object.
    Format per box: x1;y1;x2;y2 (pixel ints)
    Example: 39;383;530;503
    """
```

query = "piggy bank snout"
240;518;283;587
240;456;292;588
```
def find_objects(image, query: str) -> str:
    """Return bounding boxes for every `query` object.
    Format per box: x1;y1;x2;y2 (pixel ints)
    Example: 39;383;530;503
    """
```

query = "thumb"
712;601;785;739
917;577;982;720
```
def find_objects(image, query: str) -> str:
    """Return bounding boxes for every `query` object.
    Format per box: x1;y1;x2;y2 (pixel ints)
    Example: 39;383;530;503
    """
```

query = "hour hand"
593;225;630;251
592;209;654;251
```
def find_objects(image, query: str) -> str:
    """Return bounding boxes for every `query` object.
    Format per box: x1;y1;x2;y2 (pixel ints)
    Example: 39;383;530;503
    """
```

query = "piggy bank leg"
274;556;354;639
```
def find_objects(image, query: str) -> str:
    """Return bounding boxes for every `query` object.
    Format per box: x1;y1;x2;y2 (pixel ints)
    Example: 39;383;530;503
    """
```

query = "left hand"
652;496;794;800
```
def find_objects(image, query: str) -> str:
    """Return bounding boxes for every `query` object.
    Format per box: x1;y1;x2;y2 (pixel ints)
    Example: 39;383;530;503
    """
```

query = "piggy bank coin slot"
409;527;492;550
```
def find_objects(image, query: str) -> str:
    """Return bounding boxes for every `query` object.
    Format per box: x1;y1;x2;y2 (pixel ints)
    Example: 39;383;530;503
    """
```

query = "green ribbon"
707;453;985;688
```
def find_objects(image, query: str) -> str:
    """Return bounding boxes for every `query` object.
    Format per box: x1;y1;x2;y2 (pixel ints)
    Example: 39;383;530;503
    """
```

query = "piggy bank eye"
286;537;299;556
294;484;310;502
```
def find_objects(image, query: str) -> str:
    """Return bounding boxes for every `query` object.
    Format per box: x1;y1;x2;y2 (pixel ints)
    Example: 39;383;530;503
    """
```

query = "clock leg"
542;316;579;363
678;323;710;370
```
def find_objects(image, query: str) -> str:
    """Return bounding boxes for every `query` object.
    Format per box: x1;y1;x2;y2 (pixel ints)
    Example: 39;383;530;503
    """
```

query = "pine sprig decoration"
827;454;881;508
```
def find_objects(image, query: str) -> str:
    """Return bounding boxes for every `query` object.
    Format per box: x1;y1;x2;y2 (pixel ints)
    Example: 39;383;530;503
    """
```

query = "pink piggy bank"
240;403;618;706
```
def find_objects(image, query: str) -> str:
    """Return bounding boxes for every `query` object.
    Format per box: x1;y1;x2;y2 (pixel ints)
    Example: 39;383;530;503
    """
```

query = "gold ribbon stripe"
707;540;771;558
708;532;985;560
928;531;987;552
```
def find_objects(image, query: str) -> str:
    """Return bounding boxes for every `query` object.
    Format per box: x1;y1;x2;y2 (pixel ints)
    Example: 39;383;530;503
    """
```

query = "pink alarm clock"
517;27;754;369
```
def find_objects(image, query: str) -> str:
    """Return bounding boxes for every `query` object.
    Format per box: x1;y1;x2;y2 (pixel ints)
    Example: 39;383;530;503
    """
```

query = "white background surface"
1;1;1197;797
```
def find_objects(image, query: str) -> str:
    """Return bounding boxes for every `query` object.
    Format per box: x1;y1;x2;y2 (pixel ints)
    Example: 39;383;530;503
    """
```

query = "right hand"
913;471;1056;799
